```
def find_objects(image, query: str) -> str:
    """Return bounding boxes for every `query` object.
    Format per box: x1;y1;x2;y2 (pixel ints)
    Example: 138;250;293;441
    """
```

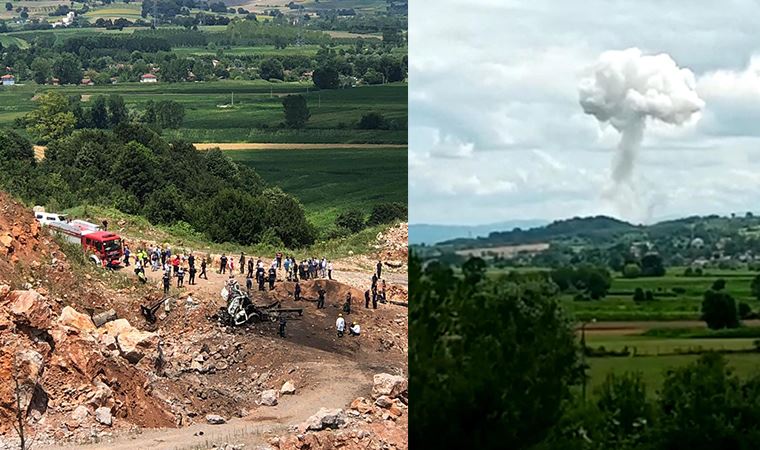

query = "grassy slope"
0;81;408;144
226;147;407;229
61;203;393;260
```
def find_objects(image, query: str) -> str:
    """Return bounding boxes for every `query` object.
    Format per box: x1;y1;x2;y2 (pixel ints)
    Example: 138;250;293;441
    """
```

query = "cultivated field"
565;267;758;321
0;81;408;144
487;265;760;395
576;268;760;394
226;147;407;229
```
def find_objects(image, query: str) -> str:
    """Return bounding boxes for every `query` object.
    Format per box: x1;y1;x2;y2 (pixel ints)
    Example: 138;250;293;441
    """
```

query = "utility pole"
231;91;234;106
581;318;596;403
152;0;157;29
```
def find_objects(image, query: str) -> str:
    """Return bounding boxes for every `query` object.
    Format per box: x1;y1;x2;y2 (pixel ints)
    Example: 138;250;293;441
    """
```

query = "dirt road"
193;143;407;151
33;143;407;160
37;360;372;450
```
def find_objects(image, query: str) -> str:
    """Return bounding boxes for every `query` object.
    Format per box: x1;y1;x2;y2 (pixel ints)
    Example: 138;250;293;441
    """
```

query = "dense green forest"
0;115;319;247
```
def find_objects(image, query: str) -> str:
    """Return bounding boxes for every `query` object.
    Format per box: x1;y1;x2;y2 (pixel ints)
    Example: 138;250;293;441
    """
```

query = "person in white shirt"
349;322;360;336
336;314;346;337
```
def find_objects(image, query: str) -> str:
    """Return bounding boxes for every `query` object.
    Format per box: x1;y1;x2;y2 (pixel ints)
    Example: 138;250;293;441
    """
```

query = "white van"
35;212;67;226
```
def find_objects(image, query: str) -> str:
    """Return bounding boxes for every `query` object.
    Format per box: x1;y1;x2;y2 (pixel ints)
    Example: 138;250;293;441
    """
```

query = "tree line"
410;254;760;449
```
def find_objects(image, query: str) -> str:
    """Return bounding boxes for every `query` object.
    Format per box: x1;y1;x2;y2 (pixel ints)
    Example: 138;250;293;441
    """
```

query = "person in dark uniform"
268;267;276;290
188;253;195;269
278;315;287;338
372;273;378;289
162;270;170;294
376;260;382;278
247;258;254;279
294;281;301;301
177;266;185;287
219;254;228;274
200;258;208;279
258;272;266;291
189;265;196;285
372;289;378;309
343;292;352;314
239;252;245;274
256;265;265;288
317;288;326;309
365;289;371;308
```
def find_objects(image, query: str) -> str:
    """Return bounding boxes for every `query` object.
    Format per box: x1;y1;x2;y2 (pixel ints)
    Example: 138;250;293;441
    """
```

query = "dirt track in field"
33;143;407;160
193;143;408;151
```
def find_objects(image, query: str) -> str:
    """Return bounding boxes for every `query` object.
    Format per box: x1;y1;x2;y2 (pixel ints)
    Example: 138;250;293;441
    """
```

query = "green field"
0;35;31;48
0;81;408;144
225;147;407;229
84;4;144;20
547;265;760;396
564;268;759;321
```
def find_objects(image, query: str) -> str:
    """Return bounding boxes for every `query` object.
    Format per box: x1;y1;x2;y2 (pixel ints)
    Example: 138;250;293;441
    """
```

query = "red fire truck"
48;220;124;268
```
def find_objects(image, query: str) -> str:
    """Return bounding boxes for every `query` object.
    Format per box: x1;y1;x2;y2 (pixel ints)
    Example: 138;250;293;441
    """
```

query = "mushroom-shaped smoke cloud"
579;48;705;184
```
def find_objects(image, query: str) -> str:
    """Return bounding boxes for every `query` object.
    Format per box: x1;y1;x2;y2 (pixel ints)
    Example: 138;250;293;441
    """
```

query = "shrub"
335;209;366;233
357;111;387;130
739;302;752;320
312;65;339;89
622;263;641;279
367;202;407;226
701;289;740;330
633;287;645;302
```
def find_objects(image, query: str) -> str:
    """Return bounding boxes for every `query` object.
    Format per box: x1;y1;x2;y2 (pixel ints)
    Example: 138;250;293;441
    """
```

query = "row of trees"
1;35;406;86
20;92;184;144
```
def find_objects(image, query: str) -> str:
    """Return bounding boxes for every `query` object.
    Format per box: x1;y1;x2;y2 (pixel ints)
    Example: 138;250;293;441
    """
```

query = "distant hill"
409;220;548;245
438;216;640;248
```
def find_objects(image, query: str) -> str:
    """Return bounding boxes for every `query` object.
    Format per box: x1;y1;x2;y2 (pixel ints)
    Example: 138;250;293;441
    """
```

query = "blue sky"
409;0;760;225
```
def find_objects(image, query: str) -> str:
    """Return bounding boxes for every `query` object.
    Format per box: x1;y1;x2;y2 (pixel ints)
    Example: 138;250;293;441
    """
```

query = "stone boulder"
9;350;45;413
9;290;52;330
260;389;278;406
303;408;346;431
372;373;407;399
101;318;133;337
350;397;374;414
374;395;393;409
206;414;226;425
58;306;95;333
92;309;117;328
116;328;158;364
71;405;89;422
95;406;112;426
280;380;296;395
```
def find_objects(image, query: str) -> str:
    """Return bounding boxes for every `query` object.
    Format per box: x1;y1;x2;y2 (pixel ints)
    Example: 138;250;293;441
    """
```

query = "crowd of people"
123;243;390;341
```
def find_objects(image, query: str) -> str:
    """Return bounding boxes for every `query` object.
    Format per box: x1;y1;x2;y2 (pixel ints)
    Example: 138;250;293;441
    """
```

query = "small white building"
140;73;158;83
53;11;75;28
1;74;15;86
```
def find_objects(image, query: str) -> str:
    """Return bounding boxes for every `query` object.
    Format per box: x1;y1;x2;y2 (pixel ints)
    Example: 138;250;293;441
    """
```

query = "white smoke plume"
579;48;704;183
